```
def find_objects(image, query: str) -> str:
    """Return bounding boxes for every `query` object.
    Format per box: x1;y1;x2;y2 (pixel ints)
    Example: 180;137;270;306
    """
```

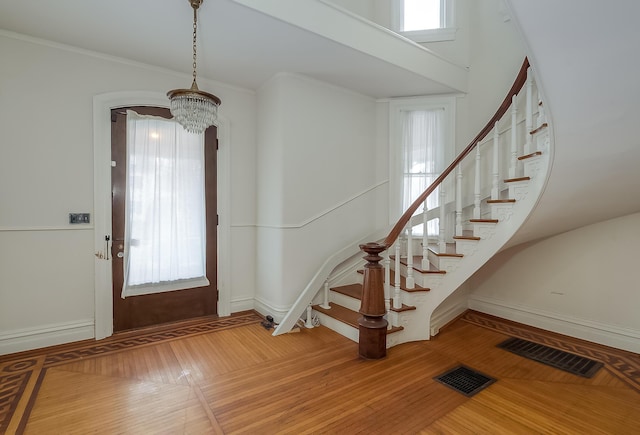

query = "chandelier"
168;0;221;134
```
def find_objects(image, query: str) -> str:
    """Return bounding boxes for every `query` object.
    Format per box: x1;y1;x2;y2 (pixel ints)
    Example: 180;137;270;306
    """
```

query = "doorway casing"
93;91;231;340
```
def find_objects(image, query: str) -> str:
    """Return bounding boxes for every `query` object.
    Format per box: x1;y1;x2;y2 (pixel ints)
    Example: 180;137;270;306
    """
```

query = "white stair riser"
434;256;462;272
330;291;361;312
427;248;463;270
472;222;497;239
395;264;444;288
524;155;543;178
490;203;514;221
455;239;479;256
507;181;530;201
314;311;358;343
401;290;431;307
427;249;439;266
534;128;549;153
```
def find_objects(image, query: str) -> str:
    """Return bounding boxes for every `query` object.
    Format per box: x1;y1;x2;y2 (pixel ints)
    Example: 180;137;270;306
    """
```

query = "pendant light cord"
192;4;198;85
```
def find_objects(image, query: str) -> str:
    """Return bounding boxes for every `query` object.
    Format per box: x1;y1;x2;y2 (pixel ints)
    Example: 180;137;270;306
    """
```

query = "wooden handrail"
358;58;531;360
382;57;530;248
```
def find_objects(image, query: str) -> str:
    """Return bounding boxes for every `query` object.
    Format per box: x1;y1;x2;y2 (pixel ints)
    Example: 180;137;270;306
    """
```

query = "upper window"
389;96;456;233
392;0;456;43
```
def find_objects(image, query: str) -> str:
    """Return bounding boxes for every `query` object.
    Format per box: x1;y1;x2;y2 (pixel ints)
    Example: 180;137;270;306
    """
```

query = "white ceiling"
0;0;457;98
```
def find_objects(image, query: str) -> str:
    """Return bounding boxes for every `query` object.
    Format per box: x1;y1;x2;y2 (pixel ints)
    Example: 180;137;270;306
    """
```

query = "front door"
111;106;218;332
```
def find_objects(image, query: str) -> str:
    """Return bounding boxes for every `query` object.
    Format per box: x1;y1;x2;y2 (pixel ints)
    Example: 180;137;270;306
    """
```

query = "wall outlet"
69;213;90;224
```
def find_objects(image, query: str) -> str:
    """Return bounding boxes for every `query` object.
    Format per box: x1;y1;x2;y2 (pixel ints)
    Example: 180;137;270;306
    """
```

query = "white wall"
457;0;525;151
254;73;384;319
327;0;375;20
0;32;257;354
468;212;640;352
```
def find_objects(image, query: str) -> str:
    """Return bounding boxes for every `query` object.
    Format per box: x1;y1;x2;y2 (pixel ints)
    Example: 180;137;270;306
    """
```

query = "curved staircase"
275;59;551;355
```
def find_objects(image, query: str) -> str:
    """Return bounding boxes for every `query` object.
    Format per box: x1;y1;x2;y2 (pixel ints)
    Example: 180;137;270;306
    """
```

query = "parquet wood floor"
1;310;638;434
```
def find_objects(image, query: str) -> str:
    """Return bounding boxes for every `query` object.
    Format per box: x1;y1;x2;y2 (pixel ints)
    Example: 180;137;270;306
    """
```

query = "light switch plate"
69;213;90;224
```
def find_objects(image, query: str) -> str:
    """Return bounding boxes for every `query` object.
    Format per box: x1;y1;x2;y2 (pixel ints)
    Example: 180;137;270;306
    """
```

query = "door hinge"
217;214;219;225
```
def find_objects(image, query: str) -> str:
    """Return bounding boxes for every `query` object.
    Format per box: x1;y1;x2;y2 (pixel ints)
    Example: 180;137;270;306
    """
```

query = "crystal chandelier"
168;0;221;134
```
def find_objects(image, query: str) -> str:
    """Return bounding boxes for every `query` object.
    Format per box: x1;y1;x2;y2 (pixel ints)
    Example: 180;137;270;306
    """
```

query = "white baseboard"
252;297;289;323
0;319;95;356
430;301;468;336
468;296;640;353
230;297;256;314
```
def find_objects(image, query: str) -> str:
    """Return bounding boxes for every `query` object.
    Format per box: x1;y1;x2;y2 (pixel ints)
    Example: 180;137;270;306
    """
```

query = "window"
392;0;456;43
389;97;456;235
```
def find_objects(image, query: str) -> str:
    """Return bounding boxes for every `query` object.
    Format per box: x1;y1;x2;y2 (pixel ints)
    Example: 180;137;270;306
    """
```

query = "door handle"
111;241;124;257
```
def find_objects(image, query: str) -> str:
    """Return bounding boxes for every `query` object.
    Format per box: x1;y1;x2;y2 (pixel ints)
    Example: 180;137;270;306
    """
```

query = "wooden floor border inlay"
462;310;640;392
0;371;31;433
0;312;262;433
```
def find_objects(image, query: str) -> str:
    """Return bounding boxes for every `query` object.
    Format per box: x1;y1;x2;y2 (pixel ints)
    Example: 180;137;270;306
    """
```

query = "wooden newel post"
358;242;388;359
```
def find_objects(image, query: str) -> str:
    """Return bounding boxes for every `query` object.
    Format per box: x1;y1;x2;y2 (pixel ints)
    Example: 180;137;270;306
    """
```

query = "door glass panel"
121;110;208;298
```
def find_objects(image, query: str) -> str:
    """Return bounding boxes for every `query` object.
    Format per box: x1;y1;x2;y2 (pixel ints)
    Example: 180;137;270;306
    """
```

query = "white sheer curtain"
401;108;444;235
121;110;209;298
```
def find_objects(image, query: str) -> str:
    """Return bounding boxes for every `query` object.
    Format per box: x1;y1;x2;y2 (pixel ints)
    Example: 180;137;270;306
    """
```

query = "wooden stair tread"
530;122;548;135
453;235;480;241
428;243;463;257
314;302;359;328
331;283;362;299
407;259;446;274
313;303;403;334
504;176;531;183
387;325;404;334
470;218;499;223
389;270;431;291
390;255;446;274
487;198;516;204
389;300;417;312
518;151;542;160
454;230;479;241
357;269;431;290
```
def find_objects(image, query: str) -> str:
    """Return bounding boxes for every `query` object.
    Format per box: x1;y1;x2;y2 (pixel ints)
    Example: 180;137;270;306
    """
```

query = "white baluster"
525;66;533;155
492;122;499;200
510;94;518;178
456;164;462;236
422;199;429;270
305;304;315;328
439;186;446;252
320;279;331;309
383;249;390;306
474;144;481;219
406;226;415;289
393;242;402;309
